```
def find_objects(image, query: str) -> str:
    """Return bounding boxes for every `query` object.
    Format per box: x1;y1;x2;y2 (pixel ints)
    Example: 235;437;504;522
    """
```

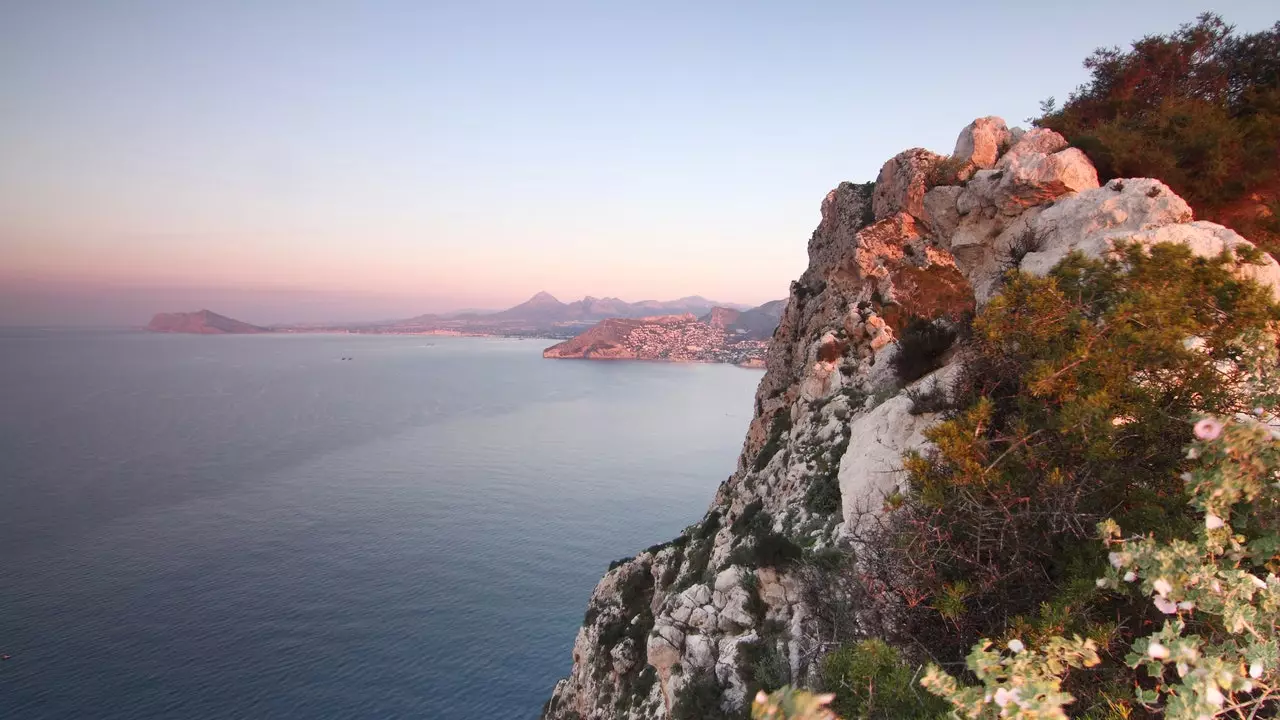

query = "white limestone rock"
954;116;1012;170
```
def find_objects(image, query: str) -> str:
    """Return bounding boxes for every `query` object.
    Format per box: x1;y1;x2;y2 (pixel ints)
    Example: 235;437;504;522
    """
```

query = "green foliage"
673;669;734;720
891;316;957;385
734;500;769;534
924;419;1280;720
804;441;845;516
756;413;794;471
1037;14;1280;254
739;637;791;696
820;640;949;720
728;531;804;570
867;243;1279;672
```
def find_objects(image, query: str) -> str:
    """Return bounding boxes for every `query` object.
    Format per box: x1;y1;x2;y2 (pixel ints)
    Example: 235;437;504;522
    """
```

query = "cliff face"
540;117;1280;720
146;310;270;334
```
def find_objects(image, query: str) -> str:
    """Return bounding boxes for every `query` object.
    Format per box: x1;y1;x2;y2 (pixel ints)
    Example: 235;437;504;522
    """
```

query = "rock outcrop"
540;117;1280;720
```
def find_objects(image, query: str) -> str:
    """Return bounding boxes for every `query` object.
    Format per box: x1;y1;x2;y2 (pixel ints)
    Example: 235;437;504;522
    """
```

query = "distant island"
542;300;783;365
146;310;271;334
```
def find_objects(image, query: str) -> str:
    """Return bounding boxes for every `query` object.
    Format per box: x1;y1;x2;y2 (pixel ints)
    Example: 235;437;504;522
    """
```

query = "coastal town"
542;314;771;365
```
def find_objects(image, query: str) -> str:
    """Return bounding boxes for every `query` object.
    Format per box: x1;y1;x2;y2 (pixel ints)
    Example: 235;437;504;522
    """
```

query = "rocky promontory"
539;115;1280;720
146;310;271;334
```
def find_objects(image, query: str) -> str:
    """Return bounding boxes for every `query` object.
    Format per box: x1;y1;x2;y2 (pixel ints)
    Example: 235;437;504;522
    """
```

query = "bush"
1038;14;1280;256
853;243;1279;685
820;640;949;720
923;419;1280;720
890;316;957;384
739;637;791;697
756;413;793;471
673;669;733;720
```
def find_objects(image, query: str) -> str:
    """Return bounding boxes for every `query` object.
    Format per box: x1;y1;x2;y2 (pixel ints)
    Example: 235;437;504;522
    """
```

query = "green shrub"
860;243;1279;687
923;419;1280;720
739;637;791;697
820;639;949;720
673;669;733;720
756;412;793;471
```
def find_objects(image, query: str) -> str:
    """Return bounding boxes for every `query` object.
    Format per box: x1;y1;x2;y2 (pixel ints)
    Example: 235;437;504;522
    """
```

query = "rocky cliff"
539;116;1280;720
146;310;271;334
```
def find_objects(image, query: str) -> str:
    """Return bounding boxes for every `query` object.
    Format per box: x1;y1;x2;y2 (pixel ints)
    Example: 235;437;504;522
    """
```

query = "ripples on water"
0;332;760;719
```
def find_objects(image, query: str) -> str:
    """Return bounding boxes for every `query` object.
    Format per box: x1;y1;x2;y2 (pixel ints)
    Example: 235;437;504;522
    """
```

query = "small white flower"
1124;571;1137;582
1154;596;1178;614
1148;641;1170;660
1007;639;1025;653
1250;575;1268;589
755;691;769;704
1212;580;1222;593
1205;684;1224;707
1251;661;1264;679
1109;552;1127;569
1254;407;1265;417
1177;601;1195;611
1153;578;1173;597
993;688;1021;708
1205;514;1225;529
1096;577;1109;588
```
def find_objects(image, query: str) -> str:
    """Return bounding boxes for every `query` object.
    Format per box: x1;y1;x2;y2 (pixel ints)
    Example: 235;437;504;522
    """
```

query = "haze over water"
0;332;759;719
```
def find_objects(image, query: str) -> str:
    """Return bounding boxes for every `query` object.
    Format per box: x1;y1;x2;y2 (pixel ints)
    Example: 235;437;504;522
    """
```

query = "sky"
1;1;1275;325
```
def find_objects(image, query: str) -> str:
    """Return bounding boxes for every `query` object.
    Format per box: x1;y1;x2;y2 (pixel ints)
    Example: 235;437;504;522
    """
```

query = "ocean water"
0;331;760;719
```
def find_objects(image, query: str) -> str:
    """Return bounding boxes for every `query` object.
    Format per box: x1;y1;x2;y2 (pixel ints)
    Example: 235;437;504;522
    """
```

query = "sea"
0;330;761;719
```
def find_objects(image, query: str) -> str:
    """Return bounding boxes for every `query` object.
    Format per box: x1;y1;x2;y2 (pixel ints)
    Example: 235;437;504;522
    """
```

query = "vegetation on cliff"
1038;13;1280;256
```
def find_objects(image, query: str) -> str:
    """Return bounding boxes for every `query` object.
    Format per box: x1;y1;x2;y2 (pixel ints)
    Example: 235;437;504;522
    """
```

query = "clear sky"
1;0;1274;325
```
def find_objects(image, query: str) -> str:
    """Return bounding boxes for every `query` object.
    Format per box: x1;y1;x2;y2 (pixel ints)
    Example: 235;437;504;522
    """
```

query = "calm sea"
0;331;759;719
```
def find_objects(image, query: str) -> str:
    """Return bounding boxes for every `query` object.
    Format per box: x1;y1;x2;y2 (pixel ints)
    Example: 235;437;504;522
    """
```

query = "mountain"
145;310;270;334
539;116;1280;719
699;299;786;340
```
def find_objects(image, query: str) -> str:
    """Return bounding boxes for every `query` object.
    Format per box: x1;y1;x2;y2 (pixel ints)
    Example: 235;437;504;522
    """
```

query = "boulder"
685;634;716;669
922;184;963;239
872;148;944;222
610;638;638;675
953;116;1012;170
838;365;960;530
1020;178;1194;277
714;566;744;593
996;127;1069;168
1114;222;1280;302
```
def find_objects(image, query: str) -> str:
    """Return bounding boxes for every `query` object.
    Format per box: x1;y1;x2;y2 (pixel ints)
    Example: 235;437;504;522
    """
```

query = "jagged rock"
1118;222;1280;301
611;639;638;676
1018;177;1193;278
954;116;1012;170
682;584;709;607
922;184;963;239
872;148;944;221
714;566;744;593
685;634;716;669
996;127;1068;168
689;605;717;633
837;365;960;529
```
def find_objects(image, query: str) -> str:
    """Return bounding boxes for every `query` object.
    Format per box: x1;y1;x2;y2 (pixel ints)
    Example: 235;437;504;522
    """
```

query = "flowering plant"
921;417;1280;719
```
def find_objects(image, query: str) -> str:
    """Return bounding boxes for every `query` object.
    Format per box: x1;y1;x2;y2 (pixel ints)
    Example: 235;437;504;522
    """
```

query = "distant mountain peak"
528;291;561;304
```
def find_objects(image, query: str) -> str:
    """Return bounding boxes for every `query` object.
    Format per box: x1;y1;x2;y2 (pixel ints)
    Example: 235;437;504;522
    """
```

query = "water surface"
0;332;759;719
